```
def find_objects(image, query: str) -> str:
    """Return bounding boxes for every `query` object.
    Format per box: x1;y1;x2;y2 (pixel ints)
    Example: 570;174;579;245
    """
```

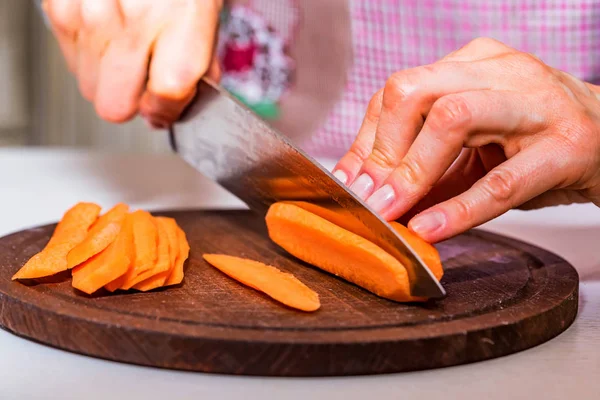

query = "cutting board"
0;210;578;377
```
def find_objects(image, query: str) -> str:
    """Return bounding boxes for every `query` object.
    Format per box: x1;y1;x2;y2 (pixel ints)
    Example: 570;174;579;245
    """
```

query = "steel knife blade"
169;78;446;299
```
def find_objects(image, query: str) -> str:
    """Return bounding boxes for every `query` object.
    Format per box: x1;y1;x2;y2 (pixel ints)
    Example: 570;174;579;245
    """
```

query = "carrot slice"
126;217;171;288
104;274;127;293
71;213;134;295
66;203;129;269
281;202;443;281
265;202;442;302
164;226;189;286
12;202;101;280
132;217;180;292
119;210;158;290
284;201;374;241
203;254;320;312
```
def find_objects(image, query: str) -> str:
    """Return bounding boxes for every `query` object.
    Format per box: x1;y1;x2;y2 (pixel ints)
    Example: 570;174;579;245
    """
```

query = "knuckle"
428;95;473;133
46;0;80;34
364;89;383;125
469;36;505;48
451;197;474;222
481;169;517;204
369;142;401;170
515;52;552;76
382;70;420;109
348;142;371;163
396;158;424;187
80;0;112;30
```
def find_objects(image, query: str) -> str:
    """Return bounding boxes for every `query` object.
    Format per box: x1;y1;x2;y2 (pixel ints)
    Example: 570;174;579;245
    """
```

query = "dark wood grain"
0;210;579;376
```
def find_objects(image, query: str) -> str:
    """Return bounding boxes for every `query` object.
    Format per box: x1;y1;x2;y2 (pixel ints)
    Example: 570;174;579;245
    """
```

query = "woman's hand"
42;0;222;128
333;37;600;243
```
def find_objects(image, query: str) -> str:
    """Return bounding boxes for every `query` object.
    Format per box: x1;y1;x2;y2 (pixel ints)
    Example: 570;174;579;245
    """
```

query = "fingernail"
333;170;348;185
349;173;375;199
410;211;446;236
366;184;395;213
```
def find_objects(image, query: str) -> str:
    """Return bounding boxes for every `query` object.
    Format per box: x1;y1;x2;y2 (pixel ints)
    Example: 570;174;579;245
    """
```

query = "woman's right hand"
43;0;223;128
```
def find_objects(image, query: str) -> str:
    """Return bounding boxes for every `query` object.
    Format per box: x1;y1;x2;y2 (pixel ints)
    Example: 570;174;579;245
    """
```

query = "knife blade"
169;78;446;299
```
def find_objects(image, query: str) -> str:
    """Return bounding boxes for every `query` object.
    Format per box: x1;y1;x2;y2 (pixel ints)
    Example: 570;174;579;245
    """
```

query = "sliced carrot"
126;217;171;288
203;254;320;312
283;202;443;281
159;217;180;268
265;202;442;302
119;210;158;290
284;201;374;241
72;213;134;295
12;202;101;280
104;274;127;293
163;226;189;286
132;217;180;292
66;203;129;269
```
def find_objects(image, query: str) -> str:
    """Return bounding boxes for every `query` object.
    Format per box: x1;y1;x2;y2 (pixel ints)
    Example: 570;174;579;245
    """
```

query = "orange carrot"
281;202;443;281
126;217;171;288
389;222;443;281
132;217;180;292
72;213;134;295
104;274;127;293
284;201;374;242
163;226;189;286
118;210;158;290
265;202;442;302
67;203;129;269
12;202;101;280
203;254;320;312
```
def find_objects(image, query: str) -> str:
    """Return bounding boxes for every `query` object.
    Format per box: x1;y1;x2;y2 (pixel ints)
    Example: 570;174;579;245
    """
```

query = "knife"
169;78;446;299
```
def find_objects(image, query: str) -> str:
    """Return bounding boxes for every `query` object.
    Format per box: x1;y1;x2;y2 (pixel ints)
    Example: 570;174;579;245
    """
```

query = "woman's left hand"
333;37;600;243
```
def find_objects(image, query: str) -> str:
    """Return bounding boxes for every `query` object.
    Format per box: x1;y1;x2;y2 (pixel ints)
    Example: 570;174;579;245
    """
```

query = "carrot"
284;201;374;241
66;203;129;269
104;274;127;293
132;217;180;292
203;254;320;312
72;213;134;295
126;217;171;288
389;222;443;280
265;202;442;302
163;226;190;286
118;210;158;290
287;201;443;281
12;202;101;280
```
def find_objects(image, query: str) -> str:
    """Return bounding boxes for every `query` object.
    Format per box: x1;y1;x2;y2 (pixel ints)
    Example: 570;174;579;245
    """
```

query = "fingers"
346;62;491;199
77;0;122;101
44;0;81;73
407;143;567;242
139;1;221;126
332;89;383;185
366;90;538;220
94;29;153;122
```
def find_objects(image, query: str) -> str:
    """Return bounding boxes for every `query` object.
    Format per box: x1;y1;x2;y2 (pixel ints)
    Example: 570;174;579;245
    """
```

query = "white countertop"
0;148;599;400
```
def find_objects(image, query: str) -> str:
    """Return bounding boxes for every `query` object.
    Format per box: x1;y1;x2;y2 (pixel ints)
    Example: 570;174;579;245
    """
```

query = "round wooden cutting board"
0;210;578;377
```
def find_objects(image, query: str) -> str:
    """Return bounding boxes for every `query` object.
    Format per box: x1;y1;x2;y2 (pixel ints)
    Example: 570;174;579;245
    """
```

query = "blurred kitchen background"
0;0;169;152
